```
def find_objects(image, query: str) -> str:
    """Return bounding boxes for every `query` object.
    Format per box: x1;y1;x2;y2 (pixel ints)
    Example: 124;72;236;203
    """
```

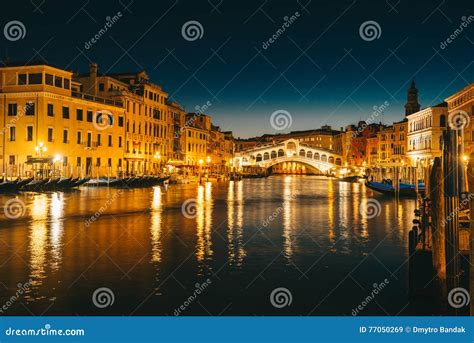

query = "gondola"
365;180;425;197
0;181;20;193
20;178;50;192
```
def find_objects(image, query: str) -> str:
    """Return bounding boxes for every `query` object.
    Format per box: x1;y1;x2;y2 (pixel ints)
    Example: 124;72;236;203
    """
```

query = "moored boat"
365;180;425;197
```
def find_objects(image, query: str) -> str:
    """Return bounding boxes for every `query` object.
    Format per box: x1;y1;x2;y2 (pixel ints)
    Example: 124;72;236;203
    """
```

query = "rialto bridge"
233;139;344;174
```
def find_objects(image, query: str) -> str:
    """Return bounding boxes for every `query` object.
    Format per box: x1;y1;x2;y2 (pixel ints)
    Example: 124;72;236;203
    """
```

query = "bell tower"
405;80;420;116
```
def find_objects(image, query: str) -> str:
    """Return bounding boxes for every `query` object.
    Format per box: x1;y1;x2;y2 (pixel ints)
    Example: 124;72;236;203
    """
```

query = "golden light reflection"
327;179;335;242
227;181;246;266
196;183;213;268
29;195;48;290
49;192;64;271
150;186;163;263
282;176;295;260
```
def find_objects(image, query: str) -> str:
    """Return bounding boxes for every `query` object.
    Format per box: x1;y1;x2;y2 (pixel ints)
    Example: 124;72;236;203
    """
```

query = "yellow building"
0;64;125;178
445;83;474;155
406;103;448;166
184;125;208;167
76;64;177;175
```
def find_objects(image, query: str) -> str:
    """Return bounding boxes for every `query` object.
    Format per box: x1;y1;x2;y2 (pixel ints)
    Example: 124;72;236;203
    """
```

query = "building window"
64;79;70;90
54;76;63;88
118;136;122;148
48;128;54;142
25;102;35;116
77;131;82;144
29;73;42;84
108;158;112;167
118;116;124;127
9;126;16;141
108;134;112;147
77;157;81;166
63;129;68;144
87;132;92;147
45;74;53;85
97;134;101;146
62;106;70;119
76;109;83;121
26;126;33;141
87;110;93;122
9;155;15;165
8;103;17;116
47;103;54;116
99;83;105;91
18;74;27;85
96;158;101;167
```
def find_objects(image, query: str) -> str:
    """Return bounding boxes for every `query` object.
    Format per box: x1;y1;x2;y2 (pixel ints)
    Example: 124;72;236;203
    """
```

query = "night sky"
1;0;473;137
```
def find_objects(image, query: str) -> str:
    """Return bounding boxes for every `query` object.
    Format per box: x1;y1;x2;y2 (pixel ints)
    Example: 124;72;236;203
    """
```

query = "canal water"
0;175;428;316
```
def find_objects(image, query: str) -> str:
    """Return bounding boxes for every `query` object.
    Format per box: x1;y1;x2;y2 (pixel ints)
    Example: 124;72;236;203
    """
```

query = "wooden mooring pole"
429;157;447;307
468;153;474;316
443;129;461;314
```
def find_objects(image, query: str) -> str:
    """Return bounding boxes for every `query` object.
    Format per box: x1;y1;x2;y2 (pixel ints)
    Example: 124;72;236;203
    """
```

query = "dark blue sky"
1;0;473;137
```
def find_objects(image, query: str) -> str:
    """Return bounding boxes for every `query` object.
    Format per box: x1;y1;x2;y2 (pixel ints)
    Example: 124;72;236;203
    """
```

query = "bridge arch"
234;138;343;174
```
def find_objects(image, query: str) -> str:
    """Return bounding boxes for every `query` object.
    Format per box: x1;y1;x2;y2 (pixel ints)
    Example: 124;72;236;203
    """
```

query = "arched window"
256;154;262;162
306;151;313;158
299;149;305;157
264;152;270;160
321;154;327;162
271;150;277;159
335;158;342;165
278;149;284;157
314;153;320;160
328;156;334;164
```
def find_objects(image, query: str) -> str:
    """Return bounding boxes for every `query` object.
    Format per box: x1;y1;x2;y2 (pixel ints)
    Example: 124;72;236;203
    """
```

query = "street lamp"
154;152;161;174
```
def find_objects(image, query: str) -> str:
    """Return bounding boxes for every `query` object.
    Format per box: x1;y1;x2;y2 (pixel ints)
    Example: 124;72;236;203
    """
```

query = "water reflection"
49;193;64;271
227;181;246;266
196;182;214;273
282;176;296;260
28;194;49;299
150;187;163;264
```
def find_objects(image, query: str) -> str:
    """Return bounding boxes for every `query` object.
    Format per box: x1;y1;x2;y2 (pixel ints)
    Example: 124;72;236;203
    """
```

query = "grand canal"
0;175;427;316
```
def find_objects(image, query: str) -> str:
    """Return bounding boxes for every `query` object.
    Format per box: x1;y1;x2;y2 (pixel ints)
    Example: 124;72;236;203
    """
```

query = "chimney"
89;63;98;96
